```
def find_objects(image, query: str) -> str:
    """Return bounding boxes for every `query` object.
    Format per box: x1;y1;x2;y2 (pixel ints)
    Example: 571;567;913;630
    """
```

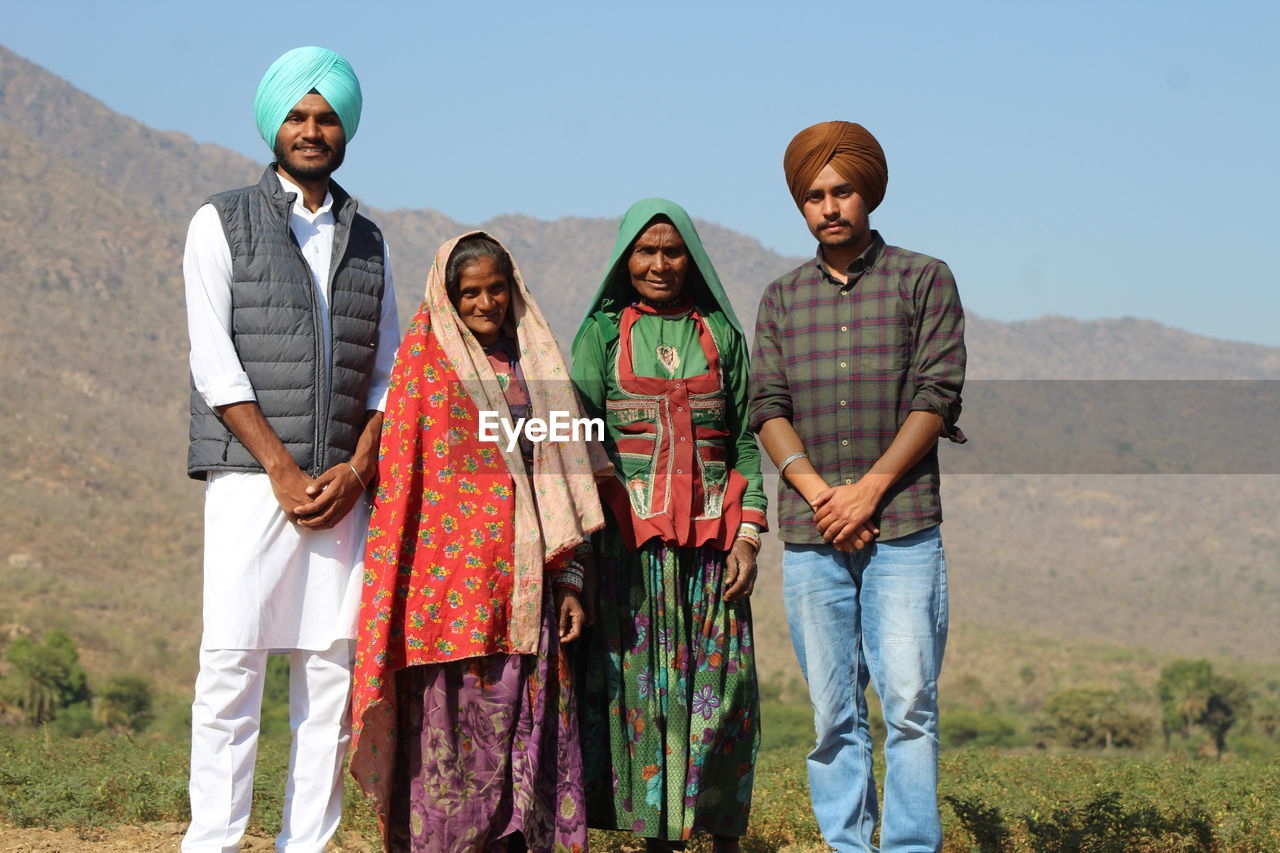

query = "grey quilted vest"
187;167;386;480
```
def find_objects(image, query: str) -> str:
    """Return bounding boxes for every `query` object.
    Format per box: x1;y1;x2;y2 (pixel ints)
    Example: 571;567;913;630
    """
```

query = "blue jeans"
783;526;948;853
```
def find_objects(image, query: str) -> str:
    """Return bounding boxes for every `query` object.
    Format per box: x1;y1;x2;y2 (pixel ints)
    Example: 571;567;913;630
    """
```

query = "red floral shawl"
349;232;605;820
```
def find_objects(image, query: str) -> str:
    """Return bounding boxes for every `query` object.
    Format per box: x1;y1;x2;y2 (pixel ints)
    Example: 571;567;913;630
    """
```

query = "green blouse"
573;301;767;549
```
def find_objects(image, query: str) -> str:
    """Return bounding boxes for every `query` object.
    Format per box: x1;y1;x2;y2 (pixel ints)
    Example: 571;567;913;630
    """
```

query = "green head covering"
572;198;743;353
569;199;763;520
253;46;363;149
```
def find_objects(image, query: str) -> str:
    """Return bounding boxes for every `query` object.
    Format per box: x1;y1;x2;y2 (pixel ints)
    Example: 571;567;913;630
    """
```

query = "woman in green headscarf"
571;199;766;852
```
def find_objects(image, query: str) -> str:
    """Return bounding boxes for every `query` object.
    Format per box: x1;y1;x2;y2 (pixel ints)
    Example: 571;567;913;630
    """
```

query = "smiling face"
802;163;871;255
627;220;690;304
451;255;511;347
273;92;346;182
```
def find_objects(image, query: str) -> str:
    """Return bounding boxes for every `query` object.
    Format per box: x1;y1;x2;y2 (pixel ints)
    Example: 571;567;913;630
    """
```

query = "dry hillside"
1;44;1277;700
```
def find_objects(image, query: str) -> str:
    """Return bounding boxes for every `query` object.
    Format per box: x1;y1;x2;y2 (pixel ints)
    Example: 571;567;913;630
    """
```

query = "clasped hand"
811;482;880;551
270;463;366;529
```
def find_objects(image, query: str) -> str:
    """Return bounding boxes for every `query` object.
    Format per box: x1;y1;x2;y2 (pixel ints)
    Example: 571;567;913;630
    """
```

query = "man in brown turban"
783;120;888;213
749;122;967;853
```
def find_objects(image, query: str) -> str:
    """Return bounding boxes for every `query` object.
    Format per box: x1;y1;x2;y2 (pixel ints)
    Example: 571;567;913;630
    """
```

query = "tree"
1254;699;1280;740
1201;675;1250;757
0;630;91;726
1156;658;1251;758
1043;687;1151;750
96;674;155;732
1156;659;1213;744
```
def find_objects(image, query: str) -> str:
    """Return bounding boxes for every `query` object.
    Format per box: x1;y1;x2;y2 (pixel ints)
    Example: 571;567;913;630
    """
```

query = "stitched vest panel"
187;168;386;479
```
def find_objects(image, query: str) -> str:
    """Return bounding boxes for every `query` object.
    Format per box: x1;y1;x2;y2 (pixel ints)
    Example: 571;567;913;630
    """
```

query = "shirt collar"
815;230;885;287
275;172;334;220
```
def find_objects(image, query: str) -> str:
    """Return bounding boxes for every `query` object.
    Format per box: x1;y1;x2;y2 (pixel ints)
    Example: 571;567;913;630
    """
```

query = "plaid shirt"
748;231;966;543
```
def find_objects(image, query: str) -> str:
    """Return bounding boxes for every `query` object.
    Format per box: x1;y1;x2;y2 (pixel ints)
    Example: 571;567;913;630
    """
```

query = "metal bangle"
778;451;807;474
347;462;368;490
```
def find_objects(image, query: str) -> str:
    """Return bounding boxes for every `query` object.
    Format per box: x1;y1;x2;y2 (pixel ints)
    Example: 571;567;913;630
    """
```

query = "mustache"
820;219;852;230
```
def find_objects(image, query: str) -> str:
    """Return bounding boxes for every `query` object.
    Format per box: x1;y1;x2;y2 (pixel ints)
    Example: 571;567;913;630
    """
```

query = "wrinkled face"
452;256;511;347
802;163;870;251
628;221;689;303
273;92;346;181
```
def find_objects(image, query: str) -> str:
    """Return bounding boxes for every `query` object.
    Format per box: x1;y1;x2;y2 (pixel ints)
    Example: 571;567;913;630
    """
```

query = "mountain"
1;43;1277;697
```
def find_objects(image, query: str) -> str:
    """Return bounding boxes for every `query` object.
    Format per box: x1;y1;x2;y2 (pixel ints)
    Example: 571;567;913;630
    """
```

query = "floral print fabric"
388;596;586;853
351;309;581;845
351;232;603;849
582;527;761;841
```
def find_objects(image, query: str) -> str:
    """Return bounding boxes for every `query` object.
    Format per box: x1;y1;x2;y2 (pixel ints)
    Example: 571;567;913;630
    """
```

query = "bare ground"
0;825;376;852
0;826;827;852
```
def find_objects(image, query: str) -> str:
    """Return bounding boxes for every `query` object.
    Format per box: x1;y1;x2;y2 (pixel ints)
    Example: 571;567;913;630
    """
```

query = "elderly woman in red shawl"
350;233;606;852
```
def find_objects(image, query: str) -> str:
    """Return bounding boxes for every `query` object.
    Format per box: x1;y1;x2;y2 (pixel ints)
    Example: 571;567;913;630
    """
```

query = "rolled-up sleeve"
908;260;967;443
365;242;401;412
184;204;256;409
748;282;793;431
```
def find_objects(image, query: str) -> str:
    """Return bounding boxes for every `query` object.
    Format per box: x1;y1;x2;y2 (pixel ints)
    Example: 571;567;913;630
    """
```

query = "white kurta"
184;172;399;651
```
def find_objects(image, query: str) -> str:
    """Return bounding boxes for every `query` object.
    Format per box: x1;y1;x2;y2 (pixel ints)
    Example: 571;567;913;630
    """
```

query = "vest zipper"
284;206;326;477
321;199;354;472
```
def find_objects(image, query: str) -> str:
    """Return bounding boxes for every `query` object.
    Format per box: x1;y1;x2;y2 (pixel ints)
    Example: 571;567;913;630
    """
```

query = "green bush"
0;730;188;829
96;674;155;732
941;750;1280;852
47;701;101;739
0;630;91;726
1043;687;1152;750
3;730;1278;851
941;707;1022;749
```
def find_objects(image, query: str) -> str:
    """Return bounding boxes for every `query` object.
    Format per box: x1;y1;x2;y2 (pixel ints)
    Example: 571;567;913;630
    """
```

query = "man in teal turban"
181;46;399;853
248;45;363;205
254;45;363;149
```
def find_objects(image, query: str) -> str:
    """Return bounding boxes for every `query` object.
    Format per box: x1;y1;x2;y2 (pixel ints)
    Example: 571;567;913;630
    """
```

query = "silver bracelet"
778;451;808;474
347;461;368;490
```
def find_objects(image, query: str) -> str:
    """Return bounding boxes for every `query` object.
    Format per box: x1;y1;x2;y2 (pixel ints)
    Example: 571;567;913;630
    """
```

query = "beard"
273;137;346;182
815;218;861;248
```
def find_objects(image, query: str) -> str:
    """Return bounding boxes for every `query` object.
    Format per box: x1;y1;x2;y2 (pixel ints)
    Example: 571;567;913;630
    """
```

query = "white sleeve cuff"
197;371;257;409
365;385;389;413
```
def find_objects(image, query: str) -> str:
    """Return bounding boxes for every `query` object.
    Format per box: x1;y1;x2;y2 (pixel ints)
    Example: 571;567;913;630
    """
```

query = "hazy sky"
5;1;1278;344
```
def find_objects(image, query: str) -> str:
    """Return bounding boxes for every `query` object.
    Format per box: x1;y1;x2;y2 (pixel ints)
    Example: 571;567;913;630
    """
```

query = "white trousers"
182;641;354;853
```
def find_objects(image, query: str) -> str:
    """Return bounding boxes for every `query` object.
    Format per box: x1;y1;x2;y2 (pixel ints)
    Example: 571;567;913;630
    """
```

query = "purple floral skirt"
387;601;587;853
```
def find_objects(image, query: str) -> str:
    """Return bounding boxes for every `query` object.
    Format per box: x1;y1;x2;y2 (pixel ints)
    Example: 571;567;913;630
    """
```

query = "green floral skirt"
581;527;760;842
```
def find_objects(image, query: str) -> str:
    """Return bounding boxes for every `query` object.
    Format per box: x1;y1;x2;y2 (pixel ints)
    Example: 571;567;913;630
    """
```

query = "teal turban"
253;46;362;148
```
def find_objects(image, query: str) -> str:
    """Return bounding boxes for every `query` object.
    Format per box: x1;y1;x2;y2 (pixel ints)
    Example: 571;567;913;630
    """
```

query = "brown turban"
783;121;888;212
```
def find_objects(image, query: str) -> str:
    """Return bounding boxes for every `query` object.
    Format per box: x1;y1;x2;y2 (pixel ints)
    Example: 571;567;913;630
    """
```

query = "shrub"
1043;687;1151;750
941;708;1021;749
96;675;154;733
47;701;101;739
0;630;91;726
